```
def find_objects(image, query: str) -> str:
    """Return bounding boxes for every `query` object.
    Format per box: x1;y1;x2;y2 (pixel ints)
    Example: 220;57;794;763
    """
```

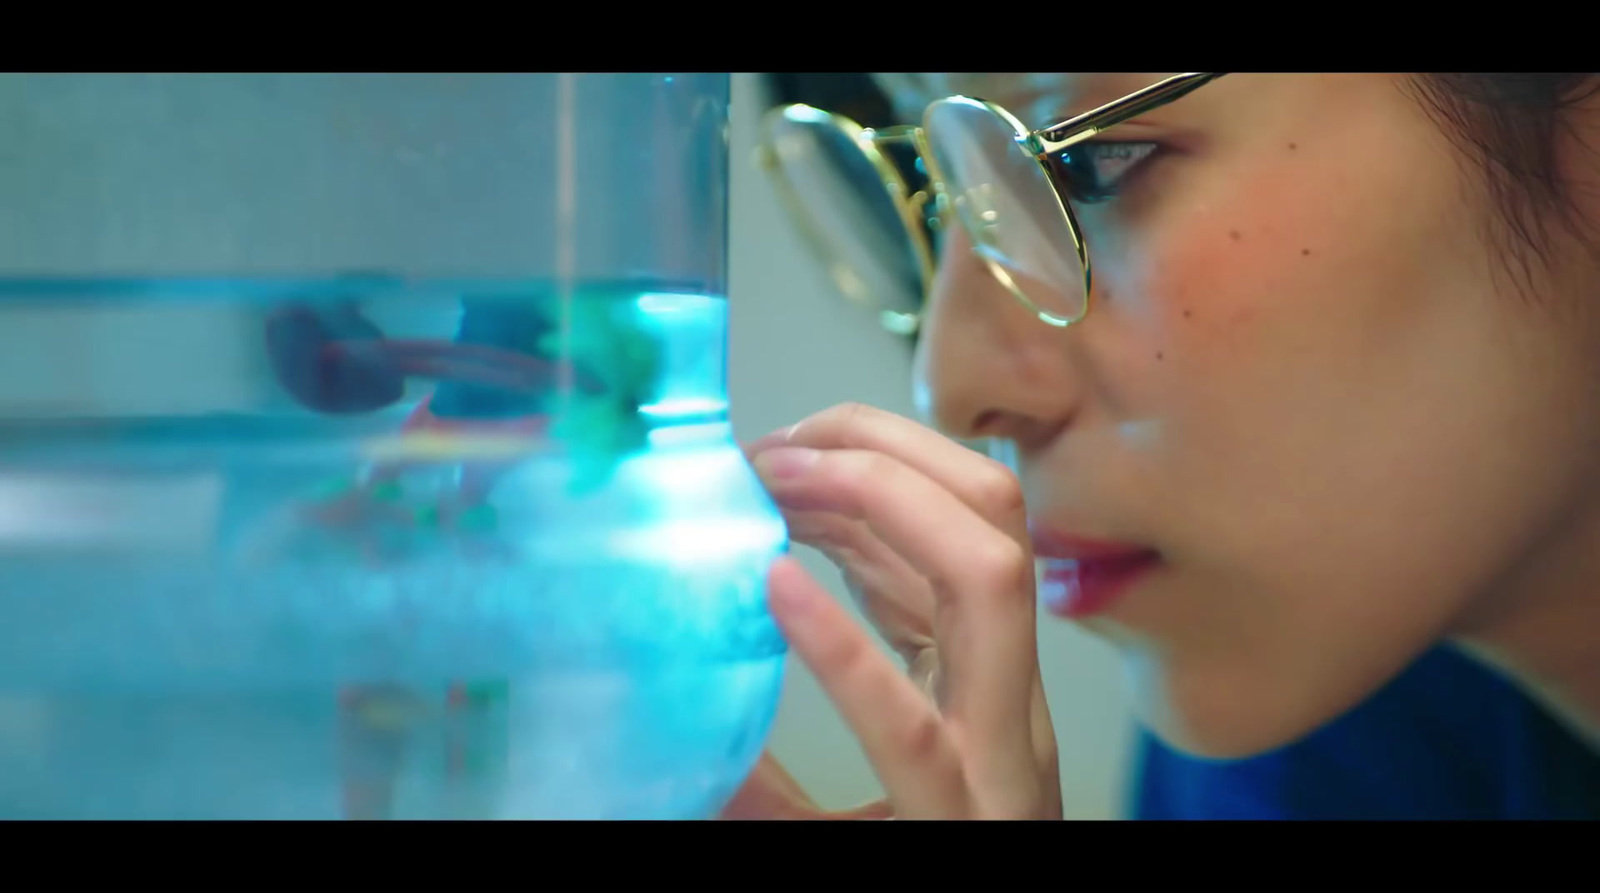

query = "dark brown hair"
1410;74;1600;292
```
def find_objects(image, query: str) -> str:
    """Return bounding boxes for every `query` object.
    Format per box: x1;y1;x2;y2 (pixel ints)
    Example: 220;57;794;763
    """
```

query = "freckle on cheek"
1301;248;1312;256
1229;229;1242;241
1288;142;1298;150
1156;351;1164;361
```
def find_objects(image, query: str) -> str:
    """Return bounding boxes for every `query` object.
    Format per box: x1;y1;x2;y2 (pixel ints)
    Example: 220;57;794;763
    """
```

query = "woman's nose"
913;228;1084;447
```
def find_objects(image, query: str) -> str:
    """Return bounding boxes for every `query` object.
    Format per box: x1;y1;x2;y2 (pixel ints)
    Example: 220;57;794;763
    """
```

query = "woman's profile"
730;72;1600;819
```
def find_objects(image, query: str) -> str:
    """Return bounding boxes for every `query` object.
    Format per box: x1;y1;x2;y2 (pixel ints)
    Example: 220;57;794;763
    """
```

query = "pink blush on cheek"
1140;231;1268;349
1145;166;1354;347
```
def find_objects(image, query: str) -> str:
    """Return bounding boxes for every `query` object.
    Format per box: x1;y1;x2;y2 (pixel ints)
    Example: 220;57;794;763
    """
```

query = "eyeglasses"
756;72;1225;337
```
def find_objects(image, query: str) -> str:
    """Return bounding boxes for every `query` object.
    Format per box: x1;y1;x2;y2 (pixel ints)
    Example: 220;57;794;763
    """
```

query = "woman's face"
906;73;1600;757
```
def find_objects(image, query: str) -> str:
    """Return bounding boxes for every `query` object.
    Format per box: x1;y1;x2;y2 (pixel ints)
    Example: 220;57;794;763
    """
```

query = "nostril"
969;409;1004;437
264;303;406;414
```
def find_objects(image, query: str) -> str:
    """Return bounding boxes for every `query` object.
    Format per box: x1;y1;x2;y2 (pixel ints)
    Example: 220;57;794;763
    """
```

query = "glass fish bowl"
0;73;786;819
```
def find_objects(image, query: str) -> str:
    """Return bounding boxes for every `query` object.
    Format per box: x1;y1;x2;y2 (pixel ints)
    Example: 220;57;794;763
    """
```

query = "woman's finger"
766;557;969;818
756;448;1039;773
747;403;1028;540
779;508;938;667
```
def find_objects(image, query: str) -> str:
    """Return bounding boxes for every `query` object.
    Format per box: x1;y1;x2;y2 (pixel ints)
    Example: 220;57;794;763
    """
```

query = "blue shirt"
1132;645;1600;819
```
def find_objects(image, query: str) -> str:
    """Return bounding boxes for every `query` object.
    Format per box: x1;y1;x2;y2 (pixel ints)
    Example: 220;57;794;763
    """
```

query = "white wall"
726;74;1136;819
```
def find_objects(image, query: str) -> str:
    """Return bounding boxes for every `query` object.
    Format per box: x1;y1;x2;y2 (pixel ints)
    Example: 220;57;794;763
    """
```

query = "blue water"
0;277;788;819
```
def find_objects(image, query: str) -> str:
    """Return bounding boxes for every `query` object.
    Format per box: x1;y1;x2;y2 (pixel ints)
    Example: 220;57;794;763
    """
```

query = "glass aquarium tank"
0;73;787;818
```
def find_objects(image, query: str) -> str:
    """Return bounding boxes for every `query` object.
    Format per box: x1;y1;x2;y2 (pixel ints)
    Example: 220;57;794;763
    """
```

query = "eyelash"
1055;140;1161;204
902;139;1159;237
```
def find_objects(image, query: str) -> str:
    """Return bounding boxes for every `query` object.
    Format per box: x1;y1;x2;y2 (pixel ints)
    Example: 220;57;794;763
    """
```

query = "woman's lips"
1029;529;1161;619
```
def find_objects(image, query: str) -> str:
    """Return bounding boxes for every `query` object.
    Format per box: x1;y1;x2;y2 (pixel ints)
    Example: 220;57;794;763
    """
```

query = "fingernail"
754;447;820;481
745;424;799;455
766;559;817;624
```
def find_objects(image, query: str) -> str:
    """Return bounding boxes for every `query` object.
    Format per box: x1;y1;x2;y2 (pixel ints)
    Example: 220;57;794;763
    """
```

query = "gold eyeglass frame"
757;72;1226;336
755;105;935;337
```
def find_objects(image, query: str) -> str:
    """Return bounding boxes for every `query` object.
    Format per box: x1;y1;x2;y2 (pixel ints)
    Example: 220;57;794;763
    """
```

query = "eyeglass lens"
921;98;1087;323
764;112;925;320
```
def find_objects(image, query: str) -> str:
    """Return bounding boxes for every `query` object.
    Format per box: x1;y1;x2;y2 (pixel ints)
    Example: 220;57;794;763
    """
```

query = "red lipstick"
1030;528;1160;619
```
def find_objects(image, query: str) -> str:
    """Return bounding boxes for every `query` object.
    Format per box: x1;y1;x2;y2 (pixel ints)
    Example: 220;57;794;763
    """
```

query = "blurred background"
727;73;1135;818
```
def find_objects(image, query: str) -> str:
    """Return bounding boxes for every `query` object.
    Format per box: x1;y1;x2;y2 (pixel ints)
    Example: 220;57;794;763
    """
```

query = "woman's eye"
1057;141;1160;204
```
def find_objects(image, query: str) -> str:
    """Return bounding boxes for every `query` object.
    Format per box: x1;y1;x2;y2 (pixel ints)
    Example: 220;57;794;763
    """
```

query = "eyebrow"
1021;73;1169;127
895;73;1165;130
876;72;1173;131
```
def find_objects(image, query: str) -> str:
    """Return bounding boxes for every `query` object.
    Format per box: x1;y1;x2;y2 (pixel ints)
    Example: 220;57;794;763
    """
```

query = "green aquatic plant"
538;292;664;495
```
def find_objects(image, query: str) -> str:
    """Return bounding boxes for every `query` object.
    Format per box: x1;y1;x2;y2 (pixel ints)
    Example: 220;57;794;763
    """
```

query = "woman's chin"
1120;653;1334;762
1137;712;1293;762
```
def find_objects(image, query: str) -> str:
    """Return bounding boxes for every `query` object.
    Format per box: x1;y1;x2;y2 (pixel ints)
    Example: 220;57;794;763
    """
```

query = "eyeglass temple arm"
1034;72;1225;153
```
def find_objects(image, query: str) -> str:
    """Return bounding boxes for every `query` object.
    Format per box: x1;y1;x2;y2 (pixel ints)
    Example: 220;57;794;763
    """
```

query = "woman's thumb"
719;751;895;820
719;751;823;819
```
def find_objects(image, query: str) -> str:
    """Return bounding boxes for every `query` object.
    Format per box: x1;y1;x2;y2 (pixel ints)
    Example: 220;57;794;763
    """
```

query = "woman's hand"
723;403;1061;820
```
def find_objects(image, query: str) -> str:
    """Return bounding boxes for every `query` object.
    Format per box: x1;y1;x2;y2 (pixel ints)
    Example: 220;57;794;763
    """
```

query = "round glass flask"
0;72;786;819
